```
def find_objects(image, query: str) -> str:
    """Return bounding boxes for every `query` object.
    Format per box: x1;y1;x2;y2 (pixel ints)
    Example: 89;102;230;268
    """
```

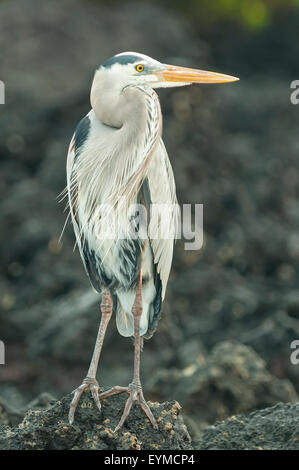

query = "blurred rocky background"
1;0;299;447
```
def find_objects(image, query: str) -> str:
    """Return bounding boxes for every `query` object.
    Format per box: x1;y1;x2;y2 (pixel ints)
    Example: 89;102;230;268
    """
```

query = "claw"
68;377;101;425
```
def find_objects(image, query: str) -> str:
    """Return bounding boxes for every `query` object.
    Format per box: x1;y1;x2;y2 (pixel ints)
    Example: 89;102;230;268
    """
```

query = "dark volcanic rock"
0;396;24;427
198;402;299;450
149;341;297;427
0;393;192;450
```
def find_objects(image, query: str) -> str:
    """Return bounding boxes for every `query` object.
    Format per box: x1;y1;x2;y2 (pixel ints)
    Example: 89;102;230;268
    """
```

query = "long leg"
99;271;157;432
68;288;113;425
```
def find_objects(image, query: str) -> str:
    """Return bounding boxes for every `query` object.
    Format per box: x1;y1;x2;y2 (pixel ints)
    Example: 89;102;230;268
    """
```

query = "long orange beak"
156;64;239;85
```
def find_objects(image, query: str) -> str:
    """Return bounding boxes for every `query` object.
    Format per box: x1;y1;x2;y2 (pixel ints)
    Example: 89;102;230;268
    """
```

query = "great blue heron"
66;51;238;431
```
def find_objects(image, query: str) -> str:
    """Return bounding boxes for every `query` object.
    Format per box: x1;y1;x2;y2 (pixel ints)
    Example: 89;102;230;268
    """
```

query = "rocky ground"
0;392;192;450
1;391;298;450
1;0;299;449
199;402;299;450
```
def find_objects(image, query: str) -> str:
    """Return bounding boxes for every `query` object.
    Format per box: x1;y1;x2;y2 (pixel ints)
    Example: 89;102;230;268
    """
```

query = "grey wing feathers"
147;138;179;299
73;115;91;161
66;116;96;286
142;138;179;338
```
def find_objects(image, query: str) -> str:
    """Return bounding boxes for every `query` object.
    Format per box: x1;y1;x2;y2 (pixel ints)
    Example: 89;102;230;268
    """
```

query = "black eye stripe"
102;54;144;68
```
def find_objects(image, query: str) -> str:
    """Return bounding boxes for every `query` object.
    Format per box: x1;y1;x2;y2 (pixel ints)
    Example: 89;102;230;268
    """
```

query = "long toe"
114;393;135;432
139;393;158;429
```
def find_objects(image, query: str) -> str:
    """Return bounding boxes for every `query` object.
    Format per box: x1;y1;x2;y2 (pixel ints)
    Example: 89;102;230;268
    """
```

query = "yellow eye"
136;64;144;72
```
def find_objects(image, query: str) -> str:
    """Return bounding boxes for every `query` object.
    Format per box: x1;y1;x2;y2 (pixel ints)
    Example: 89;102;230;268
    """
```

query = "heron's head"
95;51;239;91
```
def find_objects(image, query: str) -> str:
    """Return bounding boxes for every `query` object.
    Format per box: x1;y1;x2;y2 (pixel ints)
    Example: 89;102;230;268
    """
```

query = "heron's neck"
91;78;162;164
91;74;147;128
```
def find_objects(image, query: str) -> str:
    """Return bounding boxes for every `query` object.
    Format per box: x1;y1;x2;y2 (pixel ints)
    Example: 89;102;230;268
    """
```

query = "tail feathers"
116;303;150;337
116;280;156;336
116;305;134;337
115;286;155;337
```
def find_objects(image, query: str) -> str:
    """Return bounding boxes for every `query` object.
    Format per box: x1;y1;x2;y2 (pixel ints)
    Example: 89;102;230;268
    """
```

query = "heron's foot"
99;382;158;432
68;376;101;425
